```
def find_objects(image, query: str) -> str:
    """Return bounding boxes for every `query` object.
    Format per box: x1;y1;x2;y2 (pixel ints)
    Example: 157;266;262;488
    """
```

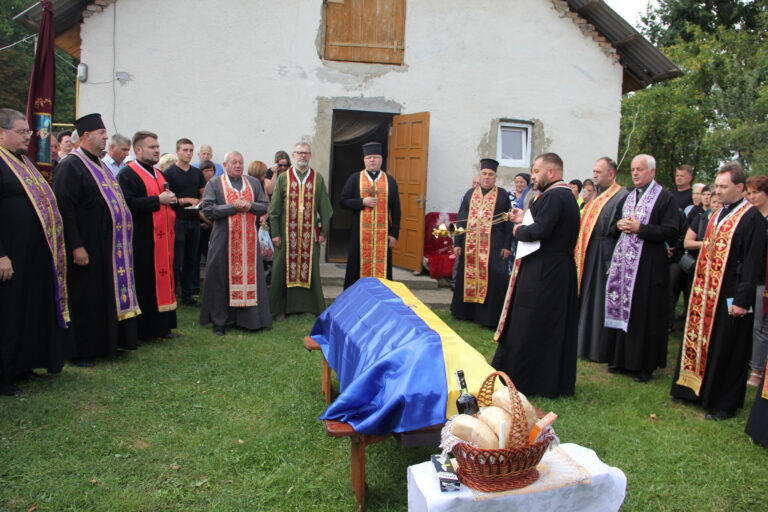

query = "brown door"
388;112;429;272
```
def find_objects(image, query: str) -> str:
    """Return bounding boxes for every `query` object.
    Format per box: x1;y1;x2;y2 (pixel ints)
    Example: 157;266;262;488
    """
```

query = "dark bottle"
455;370;479;415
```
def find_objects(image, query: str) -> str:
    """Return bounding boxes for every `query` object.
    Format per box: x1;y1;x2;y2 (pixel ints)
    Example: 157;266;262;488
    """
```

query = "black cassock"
603;189;678;373
577;186;629;362
0;157;69;381
118;162;177;340
746;372;768;447
53;151;138;357
450;186;512;328
492;183;581;398
340;170;401;289
671;203;766;413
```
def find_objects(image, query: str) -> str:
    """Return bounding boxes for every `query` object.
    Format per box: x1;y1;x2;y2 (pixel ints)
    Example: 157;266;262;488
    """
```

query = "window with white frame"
497;122;532;168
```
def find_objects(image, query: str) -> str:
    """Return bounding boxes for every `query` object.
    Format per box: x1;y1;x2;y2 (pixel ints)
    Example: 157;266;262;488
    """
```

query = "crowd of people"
450;153;768;447
0;109;399;397
2;106;765;447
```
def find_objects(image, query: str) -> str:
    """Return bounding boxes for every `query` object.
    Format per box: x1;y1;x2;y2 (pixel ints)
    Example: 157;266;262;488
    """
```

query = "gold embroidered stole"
463;186;498;304
286;168;316;288
574;182;622;296
359;171;388;279
222;175;259;307
676;201;752;395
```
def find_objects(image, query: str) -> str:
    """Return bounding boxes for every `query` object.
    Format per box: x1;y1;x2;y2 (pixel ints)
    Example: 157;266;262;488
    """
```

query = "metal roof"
13;0;91;38
566;0;682;89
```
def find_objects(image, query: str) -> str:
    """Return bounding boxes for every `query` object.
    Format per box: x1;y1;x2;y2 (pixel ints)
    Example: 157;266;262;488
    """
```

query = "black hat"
480;158;499;172
74;113;105;134
362;142;382;157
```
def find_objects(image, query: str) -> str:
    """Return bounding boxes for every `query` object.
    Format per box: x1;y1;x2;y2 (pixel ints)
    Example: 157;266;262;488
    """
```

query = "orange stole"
221;175;259;307
463;186;498;304
494;258;521;342
286;168;315;288
574;182;622;295
676;201;752;395
359;171;388;279
128;161;176;312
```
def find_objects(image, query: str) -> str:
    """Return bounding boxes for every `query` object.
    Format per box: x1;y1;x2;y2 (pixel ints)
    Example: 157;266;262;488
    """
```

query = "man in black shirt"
669;164;694;210
163;138;206;305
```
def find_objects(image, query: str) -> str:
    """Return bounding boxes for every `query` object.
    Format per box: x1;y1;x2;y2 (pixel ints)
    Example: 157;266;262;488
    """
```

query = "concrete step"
319;263;439;290
323;285;453;310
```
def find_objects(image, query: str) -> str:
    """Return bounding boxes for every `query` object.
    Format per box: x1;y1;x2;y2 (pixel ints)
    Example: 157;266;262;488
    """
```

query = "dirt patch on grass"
132;439;151;450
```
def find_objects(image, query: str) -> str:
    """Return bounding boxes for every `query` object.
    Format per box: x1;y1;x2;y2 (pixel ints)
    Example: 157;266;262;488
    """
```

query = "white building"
17;0;679;269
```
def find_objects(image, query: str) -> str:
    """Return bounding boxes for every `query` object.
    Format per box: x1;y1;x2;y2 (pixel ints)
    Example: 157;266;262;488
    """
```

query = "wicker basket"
451;371;552;492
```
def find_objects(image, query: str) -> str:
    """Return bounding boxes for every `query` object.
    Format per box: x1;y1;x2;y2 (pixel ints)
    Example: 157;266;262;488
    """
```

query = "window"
324;0;406;65
497;122;532;168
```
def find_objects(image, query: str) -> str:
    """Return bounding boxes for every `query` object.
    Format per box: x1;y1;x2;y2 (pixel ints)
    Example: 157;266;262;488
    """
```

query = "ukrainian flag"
312;278;494;436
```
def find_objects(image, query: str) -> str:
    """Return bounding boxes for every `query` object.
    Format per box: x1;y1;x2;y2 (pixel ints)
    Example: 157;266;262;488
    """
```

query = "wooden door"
388;112;429;272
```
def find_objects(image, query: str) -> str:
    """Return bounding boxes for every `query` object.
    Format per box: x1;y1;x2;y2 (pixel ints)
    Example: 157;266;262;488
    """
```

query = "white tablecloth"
407;443;626;512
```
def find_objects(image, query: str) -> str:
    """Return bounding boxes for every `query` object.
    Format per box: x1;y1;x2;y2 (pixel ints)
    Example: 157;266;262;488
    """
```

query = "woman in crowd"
745;175;768;387
263;150;291;197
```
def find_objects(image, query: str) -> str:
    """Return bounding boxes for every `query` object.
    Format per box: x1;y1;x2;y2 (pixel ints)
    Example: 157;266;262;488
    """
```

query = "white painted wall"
78;0;623;213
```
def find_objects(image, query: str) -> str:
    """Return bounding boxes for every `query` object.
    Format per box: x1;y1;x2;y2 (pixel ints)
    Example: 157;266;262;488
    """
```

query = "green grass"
1;306;766;511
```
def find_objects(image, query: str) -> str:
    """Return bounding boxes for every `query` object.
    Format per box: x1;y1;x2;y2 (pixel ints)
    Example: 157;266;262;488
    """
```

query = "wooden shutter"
324;0;405;65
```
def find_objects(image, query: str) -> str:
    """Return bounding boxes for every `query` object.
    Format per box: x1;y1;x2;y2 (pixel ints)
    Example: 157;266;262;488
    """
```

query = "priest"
671;162;766;420
0;108;69;395
492;153;580;398
118;131;178;340
450;158;512;328
575;157;628;362
199;151;271;335
53;114;140;366
268;142;333;320
340;142;401;289
603;154;679;382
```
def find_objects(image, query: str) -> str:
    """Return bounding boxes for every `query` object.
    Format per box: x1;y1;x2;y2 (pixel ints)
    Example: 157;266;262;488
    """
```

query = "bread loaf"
492;386;538;432
450;414;499;449
477;406;513;438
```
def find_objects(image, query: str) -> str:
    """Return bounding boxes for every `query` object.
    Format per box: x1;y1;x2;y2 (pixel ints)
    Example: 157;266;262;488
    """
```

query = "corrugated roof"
566;0;682;89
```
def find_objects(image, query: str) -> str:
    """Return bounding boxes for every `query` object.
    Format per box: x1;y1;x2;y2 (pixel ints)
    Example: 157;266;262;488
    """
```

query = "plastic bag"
259;227;274;261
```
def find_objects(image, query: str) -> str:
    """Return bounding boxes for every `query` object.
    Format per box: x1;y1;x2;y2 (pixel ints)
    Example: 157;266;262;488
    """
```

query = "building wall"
78;0;622;213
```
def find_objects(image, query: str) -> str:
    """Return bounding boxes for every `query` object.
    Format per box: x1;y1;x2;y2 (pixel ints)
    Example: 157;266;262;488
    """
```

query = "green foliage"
0;1;76;125
619;6;768;183
0;307;766;511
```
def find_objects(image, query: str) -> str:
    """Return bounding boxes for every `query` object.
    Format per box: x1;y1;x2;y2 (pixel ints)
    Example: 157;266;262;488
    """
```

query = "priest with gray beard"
199;151;271;336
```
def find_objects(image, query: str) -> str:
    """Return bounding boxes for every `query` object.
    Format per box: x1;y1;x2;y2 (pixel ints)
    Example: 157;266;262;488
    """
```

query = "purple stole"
604;180;663;332
73;149;141;320
0;146;69;326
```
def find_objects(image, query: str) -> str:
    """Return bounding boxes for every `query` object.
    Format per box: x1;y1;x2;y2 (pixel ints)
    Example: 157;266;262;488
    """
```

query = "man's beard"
534;178;548;191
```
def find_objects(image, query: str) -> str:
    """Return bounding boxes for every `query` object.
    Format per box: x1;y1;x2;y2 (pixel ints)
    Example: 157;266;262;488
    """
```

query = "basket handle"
478;371;529;448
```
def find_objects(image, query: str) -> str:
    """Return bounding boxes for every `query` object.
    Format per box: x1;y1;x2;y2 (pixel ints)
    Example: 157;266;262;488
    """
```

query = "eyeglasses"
277;163;289;167
8;129;32;136
294;151;311;156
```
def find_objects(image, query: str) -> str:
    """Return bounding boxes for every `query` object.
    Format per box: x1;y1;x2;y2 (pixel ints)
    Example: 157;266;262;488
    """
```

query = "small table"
407;443;626;512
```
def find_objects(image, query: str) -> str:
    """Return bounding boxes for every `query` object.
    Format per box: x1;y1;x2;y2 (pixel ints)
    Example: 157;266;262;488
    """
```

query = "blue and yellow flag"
312;278;493;436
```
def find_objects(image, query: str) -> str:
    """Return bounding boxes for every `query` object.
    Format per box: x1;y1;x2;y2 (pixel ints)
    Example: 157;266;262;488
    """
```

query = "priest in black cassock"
118;132;178;340
340;142;401;289
603;154;679;383
0;108;69;395
574;157;628;362
671;162;767;420
450;158;512;328
492;153;580;398
53;114;140;366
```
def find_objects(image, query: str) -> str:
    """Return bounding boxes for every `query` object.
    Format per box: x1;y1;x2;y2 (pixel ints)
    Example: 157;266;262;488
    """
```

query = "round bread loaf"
477;406;514;439
450;414;499;449
491;386;538;433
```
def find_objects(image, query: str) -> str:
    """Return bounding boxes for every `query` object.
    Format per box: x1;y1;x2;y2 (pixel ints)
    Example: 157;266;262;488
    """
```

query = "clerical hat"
362;142;382;157
480;158;499;172
74;113;106;134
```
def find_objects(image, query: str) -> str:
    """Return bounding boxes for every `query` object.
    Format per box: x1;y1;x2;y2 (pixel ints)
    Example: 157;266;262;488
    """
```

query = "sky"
604;0;659;28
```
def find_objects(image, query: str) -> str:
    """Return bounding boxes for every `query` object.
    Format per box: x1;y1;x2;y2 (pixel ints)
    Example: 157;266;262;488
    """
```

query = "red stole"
127;161;176;312
359;170;389;279
463;186;498;303
676;200;752;395
221;174;259;307
574;182;622;295
286;167;316;288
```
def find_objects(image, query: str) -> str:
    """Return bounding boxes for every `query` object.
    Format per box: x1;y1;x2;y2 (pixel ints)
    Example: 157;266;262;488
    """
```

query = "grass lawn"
1;305;766;511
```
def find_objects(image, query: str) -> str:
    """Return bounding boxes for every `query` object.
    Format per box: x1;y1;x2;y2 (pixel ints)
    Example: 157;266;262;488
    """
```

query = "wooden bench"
304;336;443;511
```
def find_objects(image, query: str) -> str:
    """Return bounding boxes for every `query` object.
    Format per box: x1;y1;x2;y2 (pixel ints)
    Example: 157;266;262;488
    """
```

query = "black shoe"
0;382;22;396
607;367;626;374
181;298;198;307
705;409;734;421
634;371;652;382
213;325;225;336
71;358;95;368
